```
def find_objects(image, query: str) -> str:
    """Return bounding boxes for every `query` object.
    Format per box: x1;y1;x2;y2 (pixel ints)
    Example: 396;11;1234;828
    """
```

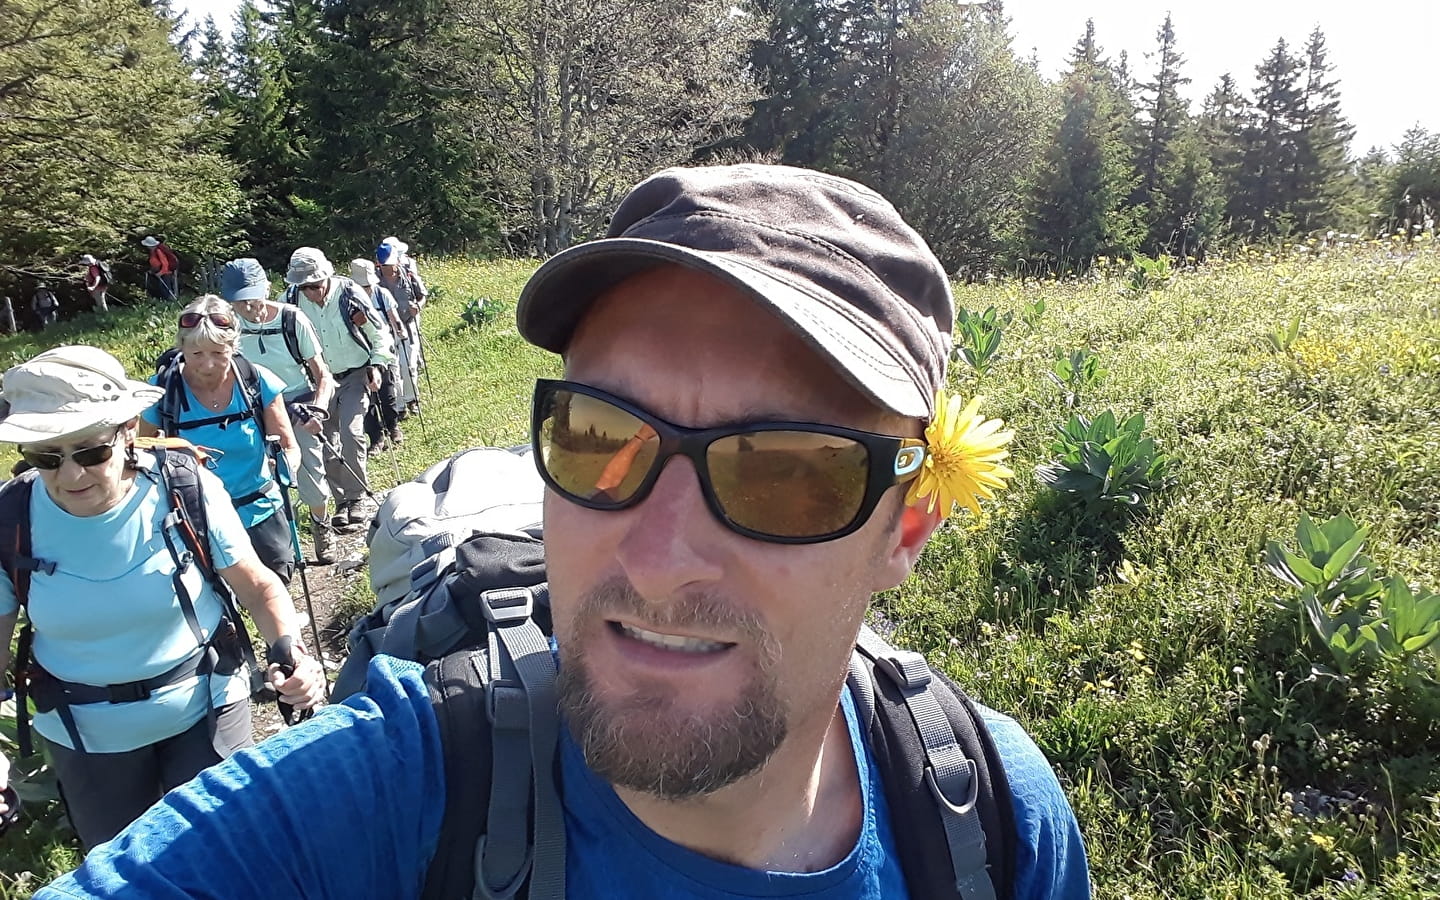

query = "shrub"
1035;411;1177;513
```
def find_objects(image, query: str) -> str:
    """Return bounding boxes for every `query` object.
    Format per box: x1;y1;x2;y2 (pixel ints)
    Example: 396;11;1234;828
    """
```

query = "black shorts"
247;508;295;585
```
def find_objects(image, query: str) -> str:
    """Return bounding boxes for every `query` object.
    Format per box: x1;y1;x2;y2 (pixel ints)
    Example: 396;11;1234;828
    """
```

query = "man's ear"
876;501;944;591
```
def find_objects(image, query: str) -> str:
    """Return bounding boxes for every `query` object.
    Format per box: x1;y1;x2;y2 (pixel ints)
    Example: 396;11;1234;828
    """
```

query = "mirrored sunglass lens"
20;450;63;470
539;389;659;505
707;431;869;538
72;445;115;467
179;313;201;328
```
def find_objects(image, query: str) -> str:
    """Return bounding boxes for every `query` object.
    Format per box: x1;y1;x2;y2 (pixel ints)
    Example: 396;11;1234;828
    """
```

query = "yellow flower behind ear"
905;391;1015;516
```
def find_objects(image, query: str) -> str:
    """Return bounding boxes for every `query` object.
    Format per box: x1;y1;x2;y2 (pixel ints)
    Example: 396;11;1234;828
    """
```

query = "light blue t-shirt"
0;456;253;752
40;656;1090;899
143;362;287;528
238;307;324;400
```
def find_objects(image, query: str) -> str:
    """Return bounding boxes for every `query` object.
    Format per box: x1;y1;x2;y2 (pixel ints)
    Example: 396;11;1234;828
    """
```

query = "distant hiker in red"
142;235;179;302
81;255;111;313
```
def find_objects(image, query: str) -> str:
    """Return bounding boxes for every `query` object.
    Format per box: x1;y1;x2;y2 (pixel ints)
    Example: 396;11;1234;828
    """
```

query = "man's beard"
557;578;788;801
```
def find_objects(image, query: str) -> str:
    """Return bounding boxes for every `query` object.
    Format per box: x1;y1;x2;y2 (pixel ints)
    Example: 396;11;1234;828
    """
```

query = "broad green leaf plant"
1034;410;1177;512
1265;512;1440;684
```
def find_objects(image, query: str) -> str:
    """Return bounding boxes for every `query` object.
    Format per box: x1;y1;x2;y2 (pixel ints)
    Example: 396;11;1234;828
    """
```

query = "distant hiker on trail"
141;235;180;302
140;296;302;586
37;166;1090;900
81;255;112;313
0;345;323;852
351;259;405;454
223;258;339;565
375;237;426;418
284;247;394;536
31;283;59;330
0;296;16;334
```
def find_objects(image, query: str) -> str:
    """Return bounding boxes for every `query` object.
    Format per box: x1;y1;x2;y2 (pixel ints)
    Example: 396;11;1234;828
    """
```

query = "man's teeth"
618;622;728;653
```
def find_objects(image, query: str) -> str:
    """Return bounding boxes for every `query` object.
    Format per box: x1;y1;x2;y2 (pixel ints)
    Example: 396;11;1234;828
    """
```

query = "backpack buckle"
481;587;533;625
876;650;933;690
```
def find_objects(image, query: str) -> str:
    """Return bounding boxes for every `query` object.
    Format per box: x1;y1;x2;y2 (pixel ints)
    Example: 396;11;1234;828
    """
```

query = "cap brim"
0;387;162;445
227;286;269;302
516;239;931;418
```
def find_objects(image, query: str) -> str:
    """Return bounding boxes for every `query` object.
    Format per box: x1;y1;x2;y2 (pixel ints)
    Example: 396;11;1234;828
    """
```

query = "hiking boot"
345;499;371;527
388;427;404;446
330;501;353;530
311;516;336;565
368;437;387;456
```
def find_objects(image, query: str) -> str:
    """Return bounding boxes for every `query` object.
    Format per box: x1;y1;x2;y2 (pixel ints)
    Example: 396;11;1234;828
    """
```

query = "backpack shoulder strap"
339;283;375;354
230;355;266;426
154;354;187;437
421;585;564;900
851;625;1016;900
279;306;306;369
0;473;46;757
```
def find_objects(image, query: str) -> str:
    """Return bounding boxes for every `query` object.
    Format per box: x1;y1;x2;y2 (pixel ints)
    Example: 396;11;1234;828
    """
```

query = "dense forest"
2;0;1437;292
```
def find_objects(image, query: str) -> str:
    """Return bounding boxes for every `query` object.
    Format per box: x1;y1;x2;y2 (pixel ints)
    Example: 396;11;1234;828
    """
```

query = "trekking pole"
321;434;382;505
265;437;331;703
366;383;403;488
415;322;436;402
267;635;314;725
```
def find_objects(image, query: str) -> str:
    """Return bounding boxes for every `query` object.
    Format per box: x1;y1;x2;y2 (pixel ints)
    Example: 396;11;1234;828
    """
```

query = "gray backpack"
336;446;1018;900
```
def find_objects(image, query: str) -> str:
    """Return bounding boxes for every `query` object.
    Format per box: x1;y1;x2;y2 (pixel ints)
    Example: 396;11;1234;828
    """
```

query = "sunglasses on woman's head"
20;430;121;471
530;379;926;544
178;312;234;330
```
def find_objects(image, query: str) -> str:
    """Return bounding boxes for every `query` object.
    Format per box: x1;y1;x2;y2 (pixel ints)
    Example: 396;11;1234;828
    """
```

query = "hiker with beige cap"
0;346;324;850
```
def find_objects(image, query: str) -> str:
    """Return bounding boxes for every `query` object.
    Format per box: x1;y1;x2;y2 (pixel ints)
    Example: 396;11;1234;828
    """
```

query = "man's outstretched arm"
40;658;446;900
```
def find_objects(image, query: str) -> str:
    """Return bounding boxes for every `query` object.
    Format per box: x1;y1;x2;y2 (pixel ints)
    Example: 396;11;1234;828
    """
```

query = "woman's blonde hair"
176;295;241;353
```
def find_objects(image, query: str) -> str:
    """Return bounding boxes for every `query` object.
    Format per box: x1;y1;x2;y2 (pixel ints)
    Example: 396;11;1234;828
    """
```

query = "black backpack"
97;261;114;284
153;351;266;438
338;462;1018;900
0;447;259;757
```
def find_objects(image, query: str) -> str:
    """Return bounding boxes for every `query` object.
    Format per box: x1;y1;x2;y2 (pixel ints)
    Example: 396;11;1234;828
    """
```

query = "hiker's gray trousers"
324;367;371;504
49;700;251;851
293;420;328;511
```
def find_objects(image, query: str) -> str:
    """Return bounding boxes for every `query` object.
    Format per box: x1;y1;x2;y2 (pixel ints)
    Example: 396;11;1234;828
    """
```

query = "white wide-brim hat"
0;345;163;444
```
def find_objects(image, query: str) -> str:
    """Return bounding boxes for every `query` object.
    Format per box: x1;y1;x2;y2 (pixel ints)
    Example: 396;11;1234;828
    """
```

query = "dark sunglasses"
531;379;925;544
178;312;234;330
20;431;121;471
298;282;327;294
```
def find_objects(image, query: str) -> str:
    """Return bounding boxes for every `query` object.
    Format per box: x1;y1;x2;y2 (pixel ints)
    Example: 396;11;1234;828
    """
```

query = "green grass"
4;244;1440;897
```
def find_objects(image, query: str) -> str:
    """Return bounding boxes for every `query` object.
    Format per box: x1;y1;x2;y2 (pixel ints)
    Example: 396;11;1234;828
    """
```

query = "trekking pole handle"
266;636;313;726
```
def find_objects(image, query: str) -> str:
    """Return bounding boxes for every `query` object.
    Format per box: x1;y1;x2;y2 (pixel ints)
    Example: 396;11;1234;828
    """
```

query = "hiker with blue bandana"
39;166;1089;899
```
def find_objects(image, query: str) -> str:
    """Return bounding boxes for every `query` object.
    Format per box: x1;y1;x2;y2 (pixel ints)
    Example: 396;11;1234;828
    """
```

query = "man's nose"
614;457;724;599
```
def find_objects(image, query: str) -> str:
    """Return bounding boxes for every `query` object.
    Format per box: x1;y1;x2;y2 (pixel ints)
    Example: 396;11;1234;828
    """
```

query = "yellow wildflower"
905;391;1014;517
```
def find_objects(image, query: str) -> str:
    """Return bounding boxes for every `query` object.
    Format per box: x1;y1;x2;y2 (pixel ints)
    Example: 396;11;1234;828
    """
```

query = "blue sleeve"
254;363;287;406
980;708;1091;900
197;465;251;569
38;657;446;900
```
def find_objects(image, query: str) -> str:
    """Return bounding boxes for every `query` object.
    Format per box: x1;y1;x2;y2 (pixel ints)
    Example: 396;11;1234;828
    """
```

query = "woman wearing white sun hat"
0;345;323;849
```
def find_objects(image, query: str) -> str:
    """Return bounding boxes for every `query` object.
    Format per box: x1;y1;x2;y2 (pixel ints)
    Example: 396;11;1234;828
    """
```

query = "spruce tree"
1028;20;1140;269
1290;28;1356;232
1237;39;1303;237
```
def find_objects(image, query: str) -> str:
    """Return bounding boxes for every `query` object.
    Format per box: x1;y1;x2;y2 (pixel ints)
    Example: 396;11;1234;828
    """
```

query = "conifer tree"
1290;28;1356;232
1236;39;1303;237
1027;20;1140;269
1199;72;1249;230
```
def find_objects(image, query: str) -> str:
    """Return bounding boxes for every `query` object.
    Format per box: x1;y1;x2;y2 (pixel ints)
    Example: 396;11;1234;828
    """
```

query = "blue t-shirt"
0;456;253;752
143;362;287;528
40;656;1090;899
